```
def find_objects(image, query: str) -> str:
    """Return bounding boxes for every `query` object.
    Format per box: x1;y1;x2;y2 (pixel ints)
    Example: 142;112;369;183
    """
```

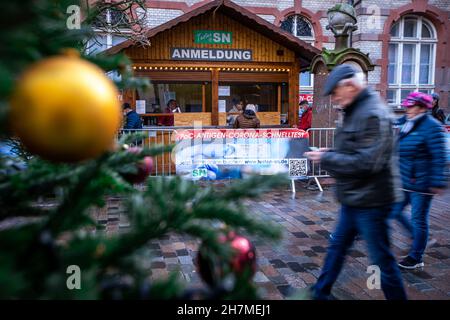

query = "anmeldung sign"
171;48;252;61
194;30;232;45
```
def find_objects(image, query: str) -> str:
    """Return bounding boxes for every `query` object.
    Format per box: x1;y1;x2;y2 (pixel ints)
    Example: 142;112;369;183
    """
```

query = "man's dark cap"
323;64;358;96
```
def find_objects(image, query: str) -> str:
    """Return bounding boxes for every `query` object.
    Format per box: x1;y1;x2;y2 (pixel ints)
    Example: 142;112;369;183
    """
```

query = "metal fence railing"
305;128;336;192
118;128;176;176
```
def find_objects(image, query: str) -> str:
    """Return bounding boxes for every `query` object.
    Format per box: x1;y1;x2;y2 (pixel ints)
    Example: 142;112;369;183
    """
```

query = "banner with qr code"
173;129;309;180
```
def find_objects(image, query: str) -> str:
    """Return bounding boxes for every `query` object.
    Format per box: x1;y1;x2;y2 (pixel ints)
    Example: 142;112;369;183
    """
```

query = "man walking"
305;64;407;300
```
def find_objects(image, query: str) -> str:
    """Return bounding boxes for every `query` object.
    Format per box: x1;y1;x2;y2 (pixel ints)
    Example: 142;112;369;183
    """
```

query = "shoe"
427;238;438;248
398;256;424;269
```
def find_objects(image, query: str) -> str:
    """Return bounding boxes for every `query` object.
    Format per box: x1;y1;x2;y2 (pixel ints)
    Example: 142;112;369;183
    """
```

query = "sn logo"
192;169;208;178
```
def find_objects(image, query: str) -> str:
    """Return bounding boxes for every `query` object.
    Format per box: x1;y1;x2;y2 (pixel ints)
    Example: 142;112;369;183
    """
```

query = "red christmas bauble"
121;147;153;184
196;232;256;288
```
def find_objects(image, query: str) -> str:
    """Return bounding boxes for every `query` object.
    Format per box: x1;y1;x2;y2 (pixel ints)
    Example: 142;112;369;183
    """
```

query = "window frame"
388;16;437;108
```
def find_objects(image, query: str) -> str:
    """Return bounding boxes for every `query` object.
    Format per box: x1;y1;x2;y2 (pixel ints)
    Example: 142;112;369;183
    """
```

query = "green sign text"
194;30;232;44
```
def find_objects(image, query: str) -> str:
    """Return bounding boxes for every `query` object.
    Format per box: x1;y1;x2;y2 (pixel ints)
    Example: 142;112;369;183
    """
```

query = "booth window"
136;82;212;113
387;16;437;108
219;83;285;113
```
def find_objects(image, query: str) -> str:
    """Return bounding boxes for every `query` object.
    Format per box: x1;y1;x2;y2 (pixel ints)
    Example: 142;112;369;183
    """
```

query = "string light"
139;65;293;73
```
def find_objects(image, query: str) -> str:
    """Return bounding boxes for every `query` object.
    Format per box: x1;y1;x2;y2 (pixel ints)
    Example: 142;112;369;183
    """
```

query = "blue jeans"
390;191;433;262
312;205;407;300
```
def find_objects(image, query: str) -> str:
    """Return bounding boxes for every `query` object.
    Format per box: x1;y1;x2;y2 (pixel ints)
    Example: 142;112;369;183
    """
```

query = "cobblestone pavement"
97;181;450;300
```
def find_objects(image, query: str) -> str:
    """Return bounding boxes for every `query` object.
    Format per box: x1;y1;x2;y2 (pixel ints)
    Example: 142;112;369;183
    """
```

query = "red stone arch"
378;0;450;108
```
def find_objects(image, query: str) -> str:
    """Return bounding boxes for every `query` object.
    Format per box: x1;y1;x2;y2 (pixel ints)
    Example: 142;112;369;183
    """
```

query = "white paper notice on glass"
218;86;230;96
218;100;226;113
136;100;146;114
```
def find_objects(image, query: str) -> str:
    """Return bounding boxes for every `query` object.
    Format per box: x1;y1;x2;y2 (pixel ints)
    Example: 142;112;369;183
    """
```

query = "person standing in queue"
233;104;260;129
298;100;313;131
122;103;143;129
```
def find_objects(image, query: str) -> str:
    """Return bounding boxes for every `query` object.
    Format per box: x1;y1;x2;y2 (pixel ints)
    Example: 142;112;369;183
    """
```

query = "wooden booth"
106;0;320;127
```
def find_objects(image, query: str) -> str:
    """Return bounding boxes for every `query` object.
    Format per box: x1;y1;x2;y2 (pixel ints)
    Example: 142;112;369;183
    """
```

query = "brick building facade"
133;0;450;114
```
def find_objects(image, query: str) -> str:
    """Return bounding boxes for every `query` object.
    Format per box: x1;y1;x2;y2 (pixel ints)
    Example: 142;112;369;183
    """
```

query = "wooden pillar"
288;61;300;127
123;89;135;107
202;83;206;112
211;68;219;126
277;84;282;112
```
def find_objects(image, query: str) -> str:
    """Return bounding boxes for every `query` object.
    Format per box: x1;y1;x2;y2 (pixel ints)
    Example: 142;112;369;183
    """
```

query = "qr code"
289;158;308;177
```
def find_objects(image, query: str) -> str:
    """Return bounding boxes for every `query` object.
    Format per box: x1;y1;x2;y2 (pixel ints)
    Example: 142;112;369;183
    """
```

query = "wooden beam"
277;84;281;113
288;61;300;127
202;83;206;112
211;68;219;126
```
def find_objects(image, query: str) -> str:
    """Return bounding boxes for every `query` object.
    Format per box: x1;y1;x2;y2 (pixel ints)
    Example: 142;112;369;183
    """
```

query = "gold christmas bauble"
9;51;121;162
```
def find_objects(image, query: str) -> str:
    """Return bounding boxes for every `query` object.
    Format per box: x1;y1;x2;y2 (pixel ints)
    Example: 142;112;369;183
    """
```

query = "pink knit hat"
401;92;433;109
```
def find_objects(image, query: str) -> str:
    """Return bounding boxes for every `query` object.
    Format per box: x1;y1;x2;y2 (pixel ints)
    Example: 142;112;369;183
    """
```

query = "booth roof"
103;0;320;68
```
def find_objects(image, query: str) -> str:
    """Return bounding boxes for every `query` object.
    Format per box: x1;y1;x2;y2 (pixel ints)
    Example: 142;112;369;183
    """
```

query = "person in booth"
158;99;181;126
227;99;244;126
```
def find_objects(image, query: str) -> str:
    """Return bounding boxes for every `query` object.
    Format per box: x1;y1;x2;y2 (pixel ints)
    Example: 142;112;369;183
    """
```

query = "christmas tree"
0;0;286;299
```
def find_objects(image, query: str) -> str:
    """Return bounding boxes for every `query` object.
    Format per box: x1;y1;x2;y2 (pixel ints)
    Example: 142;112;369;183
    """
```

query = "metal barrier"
118;127;338;190
305;128;336;192
118;128;176;176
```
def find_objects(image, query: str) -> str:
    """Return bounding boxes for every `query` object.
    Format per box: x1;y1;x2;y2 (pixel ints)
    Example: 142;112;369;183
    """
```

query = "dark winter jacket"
431;105;446;124
233;110;260;129
320;88;402;208
395;114;447;193
124;110;143;129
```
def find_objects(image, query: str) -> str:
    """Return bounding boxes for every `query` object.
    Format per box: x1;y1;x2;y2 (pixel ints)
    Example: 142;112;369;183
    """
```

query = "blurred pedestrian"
305;64;406;300
390;92;447;270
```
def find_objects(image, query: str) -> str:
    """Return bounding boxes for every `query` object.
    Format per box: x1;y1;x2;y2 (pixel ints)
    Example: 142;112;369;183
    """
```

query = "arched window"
280;15;314;40
280;15;315;99
387;16;437;107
